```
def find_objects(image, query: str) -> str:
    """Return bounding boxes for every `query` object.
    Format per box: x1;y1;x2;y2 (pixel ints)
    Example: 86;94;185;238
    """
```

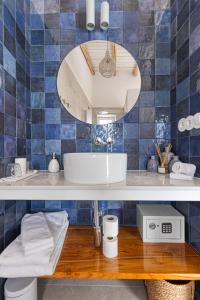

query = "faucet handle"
94;137;104;145
106;137;115;145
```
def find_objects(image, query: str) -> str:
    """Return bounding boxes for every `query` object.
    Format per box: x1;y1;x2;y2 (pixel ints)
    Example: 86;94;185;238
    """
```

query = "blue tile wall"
28;0;173;227
171;0;200;177
0;1;31;297
0;0;31;178
29;0;172;173
171;0;200;295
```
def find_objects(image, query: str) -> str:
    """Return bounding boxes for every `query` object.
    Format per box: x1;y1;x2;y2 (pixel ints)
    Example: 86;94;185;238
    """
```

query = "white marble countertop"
0;171;200;201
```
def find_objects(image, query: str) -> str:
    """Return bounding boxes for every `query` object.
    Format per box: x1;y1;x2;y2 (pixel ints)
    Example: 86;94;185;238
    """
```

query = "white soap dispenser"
48;152;60;173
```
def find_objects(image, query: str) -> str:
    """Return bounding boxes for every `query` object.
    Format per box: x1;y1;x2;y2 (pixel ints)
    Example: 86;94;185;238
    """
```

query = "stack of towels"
170;162;196;180
0;211;69;278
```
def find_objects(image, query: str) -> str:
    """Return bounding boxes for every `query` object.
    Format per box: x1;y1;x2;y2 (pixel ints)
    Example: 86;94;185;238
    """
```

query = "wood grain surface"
42;226;200;280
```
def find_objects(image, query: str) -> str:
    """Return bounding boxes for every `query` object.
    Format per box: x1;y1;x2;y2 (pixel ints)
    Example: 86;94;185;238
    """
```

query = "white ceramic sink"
63;153;127;184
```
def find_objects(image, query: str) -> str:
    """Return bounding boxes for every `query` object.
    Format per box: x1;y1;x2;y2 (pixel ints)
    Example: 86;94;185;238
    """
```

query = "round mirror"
57;40;141;125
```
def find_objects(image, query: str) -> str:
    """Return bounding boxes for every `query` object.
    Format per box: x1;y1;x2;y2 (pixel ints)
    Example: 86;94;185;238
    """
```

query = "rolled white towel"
172;162;196;177
21;212;54;256
170;173;193;181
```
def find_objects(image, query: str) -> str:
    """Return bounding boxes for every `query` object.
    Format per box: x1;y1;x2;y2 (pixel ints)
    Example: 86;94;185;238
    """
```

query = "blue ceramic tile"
0;90;4;114
139;0;154;11
77;209;92;225
123;208;136;225
190;137;200;156
66;209;77;224
124;106;139;122
177;137;190;160
31;200;45;209
31;124;45;139
4;5;15;37
139;107;155;123
32;109;45;123
5;205;16;232
155;58;170;75
155;123;171;139
45;29;60;45
139;92;155;107
155;91;170;107
31;14;44;29
45;200;61;210
156;25;170;42
61;200;77;209
31;30;44;45
30;0;44;14
111;142;124;153
4;135;16;157
110;11;123;28
31;62;44;77
45;108;60;124
77;124;91;140
45;93;60;108
31;154;46;170
45;139;61;154
31;139;45;155
0;135;4;157
44;45;60;61
3;47;16;78
61;140;76;153
60;0;78;13
124;123;139;139
46;124;60;139
177;78;190;102
31;92;45;108
45;76;56;93
16;9;25;34
60;13;75;29
44;13;60;29
76;140;91;152
155;10;171;26
190;93;200;115
124;138;138;154
31;77;44;92
61;124;75;139
31;46;44;61
44;0;60;13
45;62;59;76
140;123;155;139
107;201;122;209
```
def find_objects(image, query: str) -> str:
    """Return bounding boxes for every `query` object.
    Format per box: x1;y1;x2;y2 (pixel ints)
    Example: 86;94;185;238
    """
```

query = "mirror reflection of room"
57;40;141;124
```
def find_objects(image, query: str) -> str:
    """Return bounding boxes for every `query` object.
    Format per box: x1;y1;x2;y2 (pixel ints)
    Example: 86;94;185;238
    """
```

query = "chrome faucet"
94;136;115;145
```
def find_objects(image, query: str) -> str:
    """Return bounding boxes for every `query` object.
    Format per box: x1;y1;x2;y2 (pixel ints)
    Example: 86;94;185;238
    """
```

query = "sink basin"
64;153;127;184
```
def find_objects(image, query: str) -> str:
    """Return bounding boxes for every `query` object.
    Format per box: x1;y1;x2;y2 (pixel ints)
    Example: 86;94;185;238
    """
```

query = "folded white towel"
172;162;196;177
0;225;68;278
21;212;54;256
0;170;38;183
21;211;68;256
0;211;69;267
170;172;193;181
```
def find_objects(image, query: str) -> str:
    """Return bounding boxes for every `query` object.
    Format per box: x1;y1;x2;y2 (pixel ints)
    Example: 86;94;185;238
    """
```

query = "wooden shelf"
42;226;200;280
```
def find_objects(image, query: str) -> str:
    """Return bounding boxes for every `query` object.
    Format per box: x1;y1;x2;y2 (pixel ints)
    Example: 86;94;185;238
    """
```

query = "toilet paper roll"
103;215;118;237
103;236;118;258
15;158;27;176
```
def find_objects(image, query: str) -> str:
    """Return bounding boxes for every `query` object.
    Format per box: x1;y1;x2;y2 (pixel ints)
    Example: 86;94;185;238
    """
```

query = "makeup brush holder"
158;165;168;174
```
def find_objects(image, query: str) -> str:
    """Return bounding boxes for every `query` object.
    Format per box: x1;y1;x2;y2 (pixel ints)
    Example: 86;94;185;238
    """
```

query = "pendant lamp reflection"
99;40;115;78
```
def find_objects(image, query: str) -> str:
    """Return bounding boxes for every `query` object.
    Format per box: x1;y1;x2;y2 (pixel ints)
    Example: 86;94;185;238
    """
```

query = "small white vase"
48;153;60;173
